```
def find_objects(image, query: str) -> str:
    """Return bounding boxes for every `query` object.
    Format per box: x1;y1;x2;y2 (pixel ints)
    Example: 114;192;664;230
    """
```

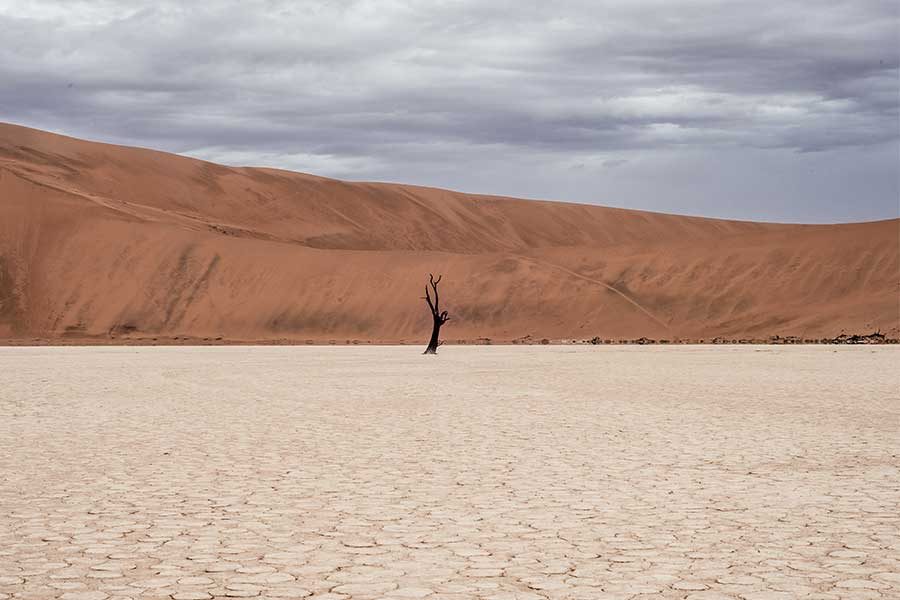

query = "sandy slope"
1;122;897;343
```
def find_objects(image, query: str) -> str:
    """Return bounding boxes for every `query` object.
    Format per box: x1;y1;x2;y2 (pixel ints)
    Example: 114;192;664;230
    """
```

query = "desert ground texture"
1;346;899;600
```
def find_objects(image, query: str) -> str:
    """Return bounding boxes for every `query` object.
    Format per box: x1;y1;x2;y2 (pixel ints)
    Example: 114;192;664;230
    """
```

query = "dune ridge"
1;122;897;344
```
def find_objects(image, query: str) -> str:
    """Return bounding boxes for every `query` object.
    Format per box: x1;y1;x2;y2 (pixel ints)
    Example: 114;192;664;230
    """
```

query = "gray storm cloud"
1;0;897;222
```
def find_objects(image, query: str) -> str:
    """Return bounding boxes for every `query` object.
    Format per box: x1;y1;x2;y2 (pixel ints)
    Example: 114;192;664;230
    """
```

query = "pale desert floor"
1;346;898;600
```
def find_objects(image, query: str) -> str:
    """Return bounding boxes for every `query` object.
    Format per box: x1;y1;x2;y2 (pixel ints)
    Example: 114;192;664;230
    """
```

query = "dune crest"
1;122;897;343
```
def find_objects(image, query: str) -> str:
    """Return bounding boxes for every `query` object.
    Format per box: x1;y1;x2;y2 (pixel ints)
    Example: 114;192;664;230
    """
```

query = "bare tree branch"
423;285;436;314
428;273;441;313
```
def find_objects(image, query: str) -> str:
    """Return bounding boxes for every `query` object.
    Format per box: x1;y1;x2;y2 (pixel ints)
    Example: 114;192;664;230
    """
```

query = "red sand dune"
1;122;897;344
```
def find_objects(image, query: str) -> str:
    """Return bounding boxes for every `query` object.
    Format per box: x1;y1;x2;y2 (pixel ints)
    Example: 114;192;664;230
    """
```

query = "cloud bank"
1;0;897;222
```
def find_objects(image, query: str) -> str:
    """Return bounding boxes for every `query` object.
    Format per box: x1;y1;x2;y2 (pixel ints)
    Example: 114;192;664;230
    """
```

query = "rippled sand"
1;346;898;600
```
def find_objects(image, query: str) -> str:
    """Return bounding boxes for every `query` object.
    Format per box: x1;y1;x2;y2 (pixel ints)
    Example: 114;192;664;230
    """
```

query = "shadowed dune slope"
1;122;897;342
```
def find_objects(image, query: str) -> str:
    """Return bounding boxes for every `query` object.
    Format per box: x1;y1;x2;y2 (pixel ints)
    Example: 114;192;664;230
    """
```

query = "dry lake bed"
1;346;898;600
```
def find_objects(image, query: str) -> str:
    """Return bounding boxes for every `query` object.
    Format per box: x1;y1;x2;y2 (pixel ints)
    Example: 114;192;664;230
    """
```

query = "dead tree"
422;273;450;354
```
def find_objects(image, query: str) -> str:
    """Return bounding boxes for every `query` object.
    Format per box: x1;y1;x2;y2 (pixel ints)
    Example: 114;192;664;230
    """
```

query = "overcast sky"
1;0;897;223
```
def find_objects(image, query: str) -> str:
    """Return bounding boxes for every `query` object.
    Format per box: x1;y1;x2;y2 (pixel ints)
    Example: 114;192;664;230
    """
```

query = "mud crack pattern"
1;346;898;599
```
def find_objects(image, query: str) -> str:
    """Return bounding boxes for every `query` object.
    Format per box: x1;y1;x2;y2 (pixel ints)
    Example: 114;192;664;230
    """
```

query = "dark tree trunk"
422;274;450;354
424;316;442;354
